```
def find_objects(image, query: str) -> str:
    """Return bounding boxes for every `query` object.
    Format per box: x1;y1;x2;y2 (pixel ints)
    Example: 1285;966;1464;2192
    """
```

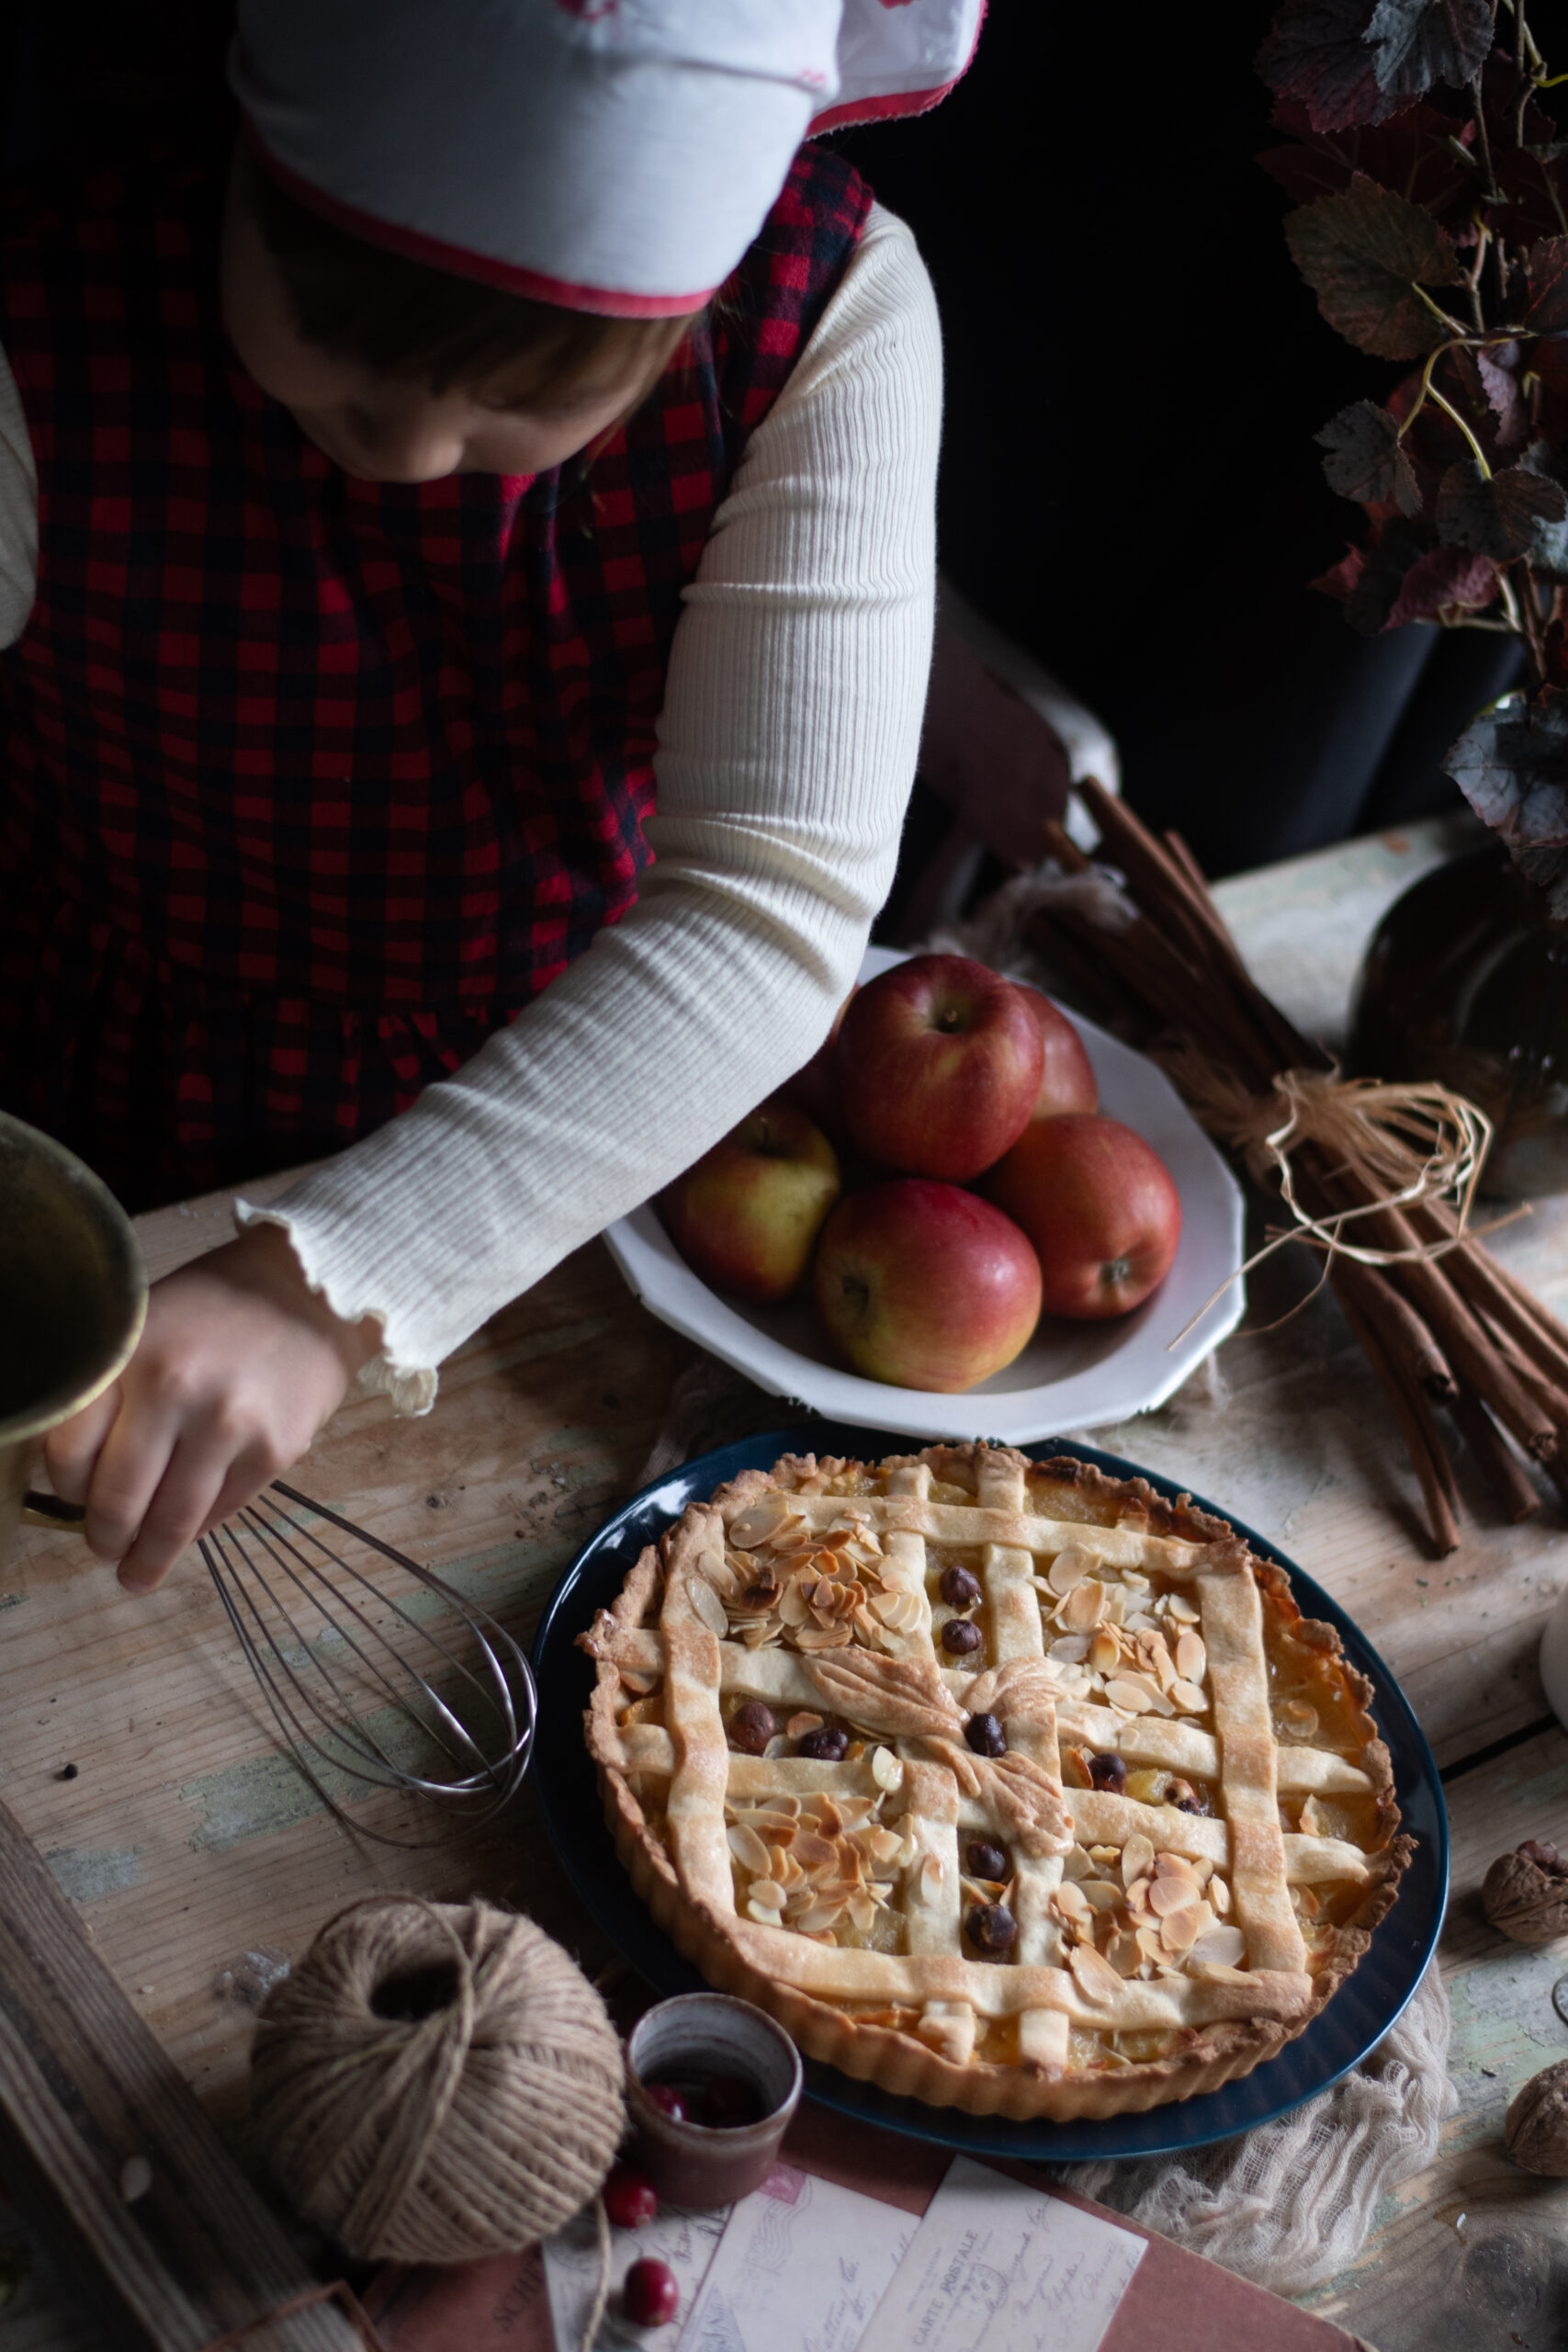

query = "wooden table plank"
6;808;1566;2347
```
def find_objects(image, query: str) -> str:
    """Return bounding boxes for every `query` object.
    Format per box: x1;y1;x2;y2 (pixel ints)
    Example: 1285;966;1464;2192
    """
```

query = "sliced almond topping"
1169;1679;1208;1713
727;1823;772;1875
795;1623;854;1651
785;1713;824;1739
1104;1676;1154;1714
1175;1630;1207;1683
1281;1697;1320;1738
1068;1942;1123;2005
1088;1631;1121;1676
1089;1844;1122;1868
745;1877;786;1912
1157;1905;1206;1953
868;1590;905;1625
794;1900;847;1937
1062;1842;1095;1881
1189;1927;1247;1968
728;1496;794;1548
1299;1794;1326;1838
1081;1879;1122;1913
686;1575;729;1636
919;1851;945;1904
1135;1924;1167;1962
1122;1834;1156;1887
1108;1929;1143;1977
864;1826;905;1868
779;1581;811;1627
848;1889;878;1935
871;1746;904;1793
617;1668;658;1695
1054;1881;1091;1923
1062;1579;1107;1632
1166;1591;1201;1622
1049;1634;1092;1665
1046;1545;1094;1595
1147;1872;1197;1917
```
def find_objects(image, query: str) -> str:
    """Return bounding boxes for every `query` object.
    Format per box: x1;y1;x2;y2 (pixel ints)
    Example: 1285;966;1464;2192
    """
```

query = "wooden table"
5;809;1567;2351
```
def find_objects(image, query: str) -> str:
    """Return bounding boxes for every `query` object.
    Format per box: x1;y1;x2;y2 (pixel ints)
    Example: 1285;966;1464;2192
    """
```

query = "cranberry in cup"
624;1992;803;2208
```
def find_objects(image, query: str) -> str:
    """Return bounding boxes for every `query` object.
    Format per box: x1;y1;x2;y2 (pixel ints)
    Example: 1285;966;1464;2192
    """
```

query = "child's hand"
42;1225;382;1593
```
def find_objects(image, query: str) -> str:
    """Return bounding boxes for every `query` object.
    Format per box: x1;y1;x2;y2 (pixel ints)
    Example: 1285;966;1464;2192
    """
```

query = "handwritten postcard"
855;2155;1144;2352
675;2163;915;2352
543;2196;728;2351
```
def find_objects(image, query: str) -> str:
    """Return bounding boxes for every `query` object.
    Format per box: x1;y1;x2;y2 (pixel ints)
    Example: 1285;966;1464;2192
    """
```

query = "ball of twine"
249;1895;626;2264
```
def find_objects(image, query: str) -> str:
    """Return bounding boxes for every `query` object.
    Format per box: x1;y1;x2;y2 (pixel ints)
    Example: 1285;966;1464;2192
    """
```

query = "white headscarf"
231;0;984;316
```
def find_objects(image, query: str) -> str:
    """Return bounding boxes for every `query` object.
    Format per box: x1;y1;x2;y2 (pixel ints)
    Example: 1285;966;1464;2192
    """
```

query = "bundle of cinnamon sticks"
1032;782;1568;1556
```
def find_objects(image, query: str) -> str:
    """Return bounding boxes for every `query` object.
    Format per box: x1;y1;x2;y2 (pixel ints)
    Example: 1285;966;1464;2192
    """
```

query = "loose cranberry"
798;1726;850;1761
701;2072;765;2129
941;1618;983;1657
964;1712;1007;1758
965;1903;1018;1956
642;2081;687;2121
1087;1752;1125;1792
604;2164;659;2230
728;1701;776;1756
940;1565;982;1609
965;1840;1008;1882
624;2256;680;2327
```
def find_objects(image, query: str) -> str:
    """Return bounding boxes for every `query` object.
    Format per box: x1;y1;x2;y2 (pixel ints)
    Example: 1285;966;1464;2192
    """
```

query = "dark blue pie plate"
531;1423;1448;2161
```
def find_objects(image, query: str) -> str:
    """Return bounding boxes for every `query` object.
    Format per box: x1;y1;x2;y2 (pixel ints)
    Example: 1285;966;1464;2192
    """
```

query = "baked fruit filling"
581;1444;1411;2119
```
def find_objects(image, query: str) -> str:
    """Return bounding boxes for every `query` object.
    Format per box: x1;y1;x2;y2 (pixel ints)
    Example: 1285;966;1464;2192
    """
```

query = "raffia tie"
1158;1055;1512;1342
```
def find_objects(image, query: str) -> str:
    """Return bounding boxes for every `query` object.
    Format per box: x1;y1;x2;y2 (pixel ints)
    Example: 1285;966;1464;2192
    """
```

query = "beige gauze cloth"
636;1351;1455;2301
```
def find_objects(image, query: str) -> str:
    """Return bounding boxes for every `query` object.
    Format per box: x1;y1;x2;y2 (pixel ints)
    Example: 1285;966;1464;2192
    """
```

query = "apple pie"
580;1443;1411;2119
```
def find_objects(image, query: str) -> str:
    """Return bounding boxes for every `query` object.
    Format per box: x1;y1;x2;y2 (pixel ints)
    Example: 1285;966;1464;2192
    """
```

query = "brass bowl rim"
0;1112;148;1446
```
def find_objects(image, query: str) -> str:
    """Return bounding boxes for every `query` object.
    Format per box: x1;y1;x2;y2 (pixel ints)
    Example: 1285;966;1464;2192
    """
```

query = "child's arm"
47;206;941;1585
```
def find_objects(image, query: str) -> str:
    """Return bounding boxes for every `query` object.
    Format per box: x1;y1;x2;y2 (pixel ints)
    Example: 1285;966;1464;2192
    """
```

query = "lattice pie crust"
581;1445;1411;2119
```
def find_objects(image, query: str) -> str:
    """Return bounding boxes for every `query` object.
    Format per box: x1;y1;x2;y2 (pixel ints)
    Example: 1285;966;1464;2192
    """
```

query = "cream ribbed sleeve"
241;205;939;1407
0;208;939;1409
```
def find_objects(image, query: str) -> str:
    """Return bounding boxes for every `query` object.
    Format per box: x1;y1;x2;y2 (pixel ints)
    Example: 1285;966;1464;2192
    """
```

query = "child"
0;0;968;1588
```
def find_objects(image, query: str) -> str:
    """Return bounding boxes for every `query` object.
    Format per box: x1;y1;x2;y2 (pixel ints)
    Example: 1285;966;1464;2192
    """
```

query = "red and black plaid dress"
0;141;872;1210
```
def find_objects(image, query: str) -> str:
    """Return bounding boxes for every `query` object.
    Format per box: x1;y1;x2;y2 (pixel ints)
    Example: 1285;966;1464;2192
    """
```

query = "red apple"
659;1100;840;1304
778;988;857;1151
1019;989;1099;1120
838;956;1043;1182
981;1114;1180;1319
813;1180;1043;1391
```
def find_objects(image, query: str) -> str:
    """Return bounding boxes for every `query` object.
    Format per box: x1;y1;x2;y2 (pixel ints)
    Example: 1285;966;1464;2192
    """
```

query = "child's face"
220;168;649;482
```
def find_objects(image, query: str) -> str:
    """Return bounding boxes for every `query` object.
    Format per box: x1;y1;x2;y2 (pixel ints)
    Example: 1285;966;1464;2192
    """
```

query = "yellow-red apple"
982;1114;1180;1318
1020;989;1099;1120
778;987;857;1151
813;1179;1043;1390
660;1100;840;1304
837;955;1043;1182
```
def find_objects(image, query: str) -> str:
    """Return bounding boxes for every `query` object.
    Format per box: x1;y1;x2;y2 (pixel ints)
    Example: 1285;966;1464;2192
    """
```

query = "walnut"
1505;2058;1568;2177
1482;1839;1568;1945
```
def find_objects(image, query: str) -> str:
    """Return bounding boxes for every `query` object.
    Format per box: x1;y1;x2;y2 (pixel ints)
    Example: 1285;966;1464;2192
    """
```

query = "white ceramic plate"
604;951;1246;1441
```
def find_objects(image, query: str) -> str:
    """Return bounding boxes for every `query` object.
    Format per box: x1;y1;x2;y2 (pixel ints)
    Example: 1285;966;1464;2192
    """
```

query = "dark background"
1;1;1523;877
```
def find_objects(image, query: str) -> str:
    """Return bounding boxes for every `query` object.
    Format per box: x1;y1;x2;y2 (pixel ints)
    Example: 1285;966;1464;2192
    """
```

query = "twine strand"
1161;1059;1525;1347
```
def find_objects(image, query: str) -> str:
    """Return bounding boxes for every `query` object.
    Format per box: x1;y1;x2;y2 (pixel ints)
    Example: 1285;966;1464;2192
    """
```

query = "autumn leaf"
1446;691;1568;917
1315;400;1422;509
1285;176;1464;356
1315;518;1429;631
1386;542;1496;624
1435;457;1568;560
1364;0;1495;104
1526;238;1568;337
1257;0;1403;133
1257;103;1475;219
1473;348;1527;450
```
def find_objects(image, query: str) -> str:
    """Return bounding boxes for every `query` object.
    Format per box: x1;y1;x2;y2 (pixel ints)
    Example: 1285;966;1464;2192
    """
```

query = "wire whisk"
199;1480;536;1845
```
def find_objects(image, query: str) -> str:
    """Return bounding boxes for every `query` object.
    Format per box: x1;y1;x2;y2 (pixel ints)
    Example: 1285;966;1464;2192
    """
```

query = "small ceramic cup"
624;1992;802;2208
